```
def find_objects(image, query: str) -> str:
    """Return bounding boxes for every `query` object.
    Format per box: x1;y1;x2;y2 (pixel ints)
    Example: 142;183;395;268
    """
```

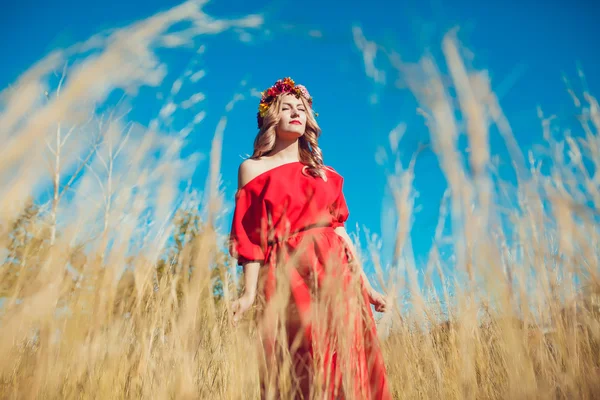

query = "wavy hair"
250;95;326;179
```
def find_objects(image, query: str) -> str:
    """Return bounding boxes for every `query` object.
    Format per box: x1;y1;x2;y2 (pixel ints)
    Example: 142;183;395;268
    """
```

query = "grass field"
1;2;599;399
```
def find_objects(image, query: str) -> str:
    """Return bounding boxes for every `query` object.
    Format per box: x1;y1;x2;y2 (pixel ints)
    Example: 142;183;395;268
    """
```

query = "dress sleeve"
331;175;350;228
229;189;266;265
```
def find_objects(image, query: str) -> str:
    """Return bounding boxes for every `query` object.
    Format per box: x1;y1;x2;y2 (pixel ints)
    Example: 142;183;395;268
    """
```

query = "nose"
290;108;299;117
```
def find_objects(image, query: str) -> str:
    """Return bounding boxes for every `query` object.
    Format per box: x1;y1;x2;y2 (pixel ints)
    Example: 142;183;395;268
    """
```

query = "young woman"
229;77;391;399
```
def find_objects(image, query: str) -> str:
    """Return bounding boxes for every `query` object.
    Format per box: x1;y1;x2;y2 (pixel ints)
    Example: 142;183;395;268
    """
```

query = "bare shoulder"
237;158;264;188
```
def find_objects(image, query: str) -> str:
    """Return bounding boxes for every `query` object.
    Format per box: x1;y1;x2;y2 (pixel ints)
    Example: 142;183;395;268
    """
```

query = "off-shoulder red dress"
229;161;390;400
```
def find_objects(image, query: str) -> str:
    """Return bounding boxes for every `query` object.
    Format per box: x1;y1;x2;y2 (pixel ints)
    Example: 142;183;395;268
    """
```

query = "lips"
290;120;302;125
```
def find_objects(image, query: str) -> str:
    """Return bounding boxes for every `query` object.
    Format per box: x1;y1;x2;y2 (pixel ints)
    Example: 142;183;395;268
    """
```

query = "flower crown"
257;77;315;128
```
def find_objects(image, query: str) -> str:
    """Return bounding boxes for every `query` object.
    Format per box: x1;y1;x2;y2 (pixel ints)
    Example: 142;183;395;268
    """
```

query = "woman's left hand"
368;289;388;313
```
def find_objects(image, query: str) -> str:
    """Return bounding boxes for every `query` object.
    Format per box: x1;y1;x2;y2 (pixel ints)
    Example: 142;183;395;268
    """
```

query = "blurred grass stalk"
0;2;599;399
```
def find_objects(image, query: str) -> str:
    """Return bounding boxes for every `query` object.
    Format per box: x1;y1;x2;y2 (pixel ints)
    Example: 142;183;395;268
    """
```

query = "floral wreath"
257;77;316;128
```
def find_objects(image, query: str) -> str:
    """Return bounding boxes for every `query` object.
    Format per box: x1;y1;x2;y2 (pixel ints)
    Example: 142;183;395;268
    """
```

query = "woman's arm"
334;226;373;288
240;261;261;300
334;226;388;312
232;261;261;323
231;160;264;323
236;159;264;301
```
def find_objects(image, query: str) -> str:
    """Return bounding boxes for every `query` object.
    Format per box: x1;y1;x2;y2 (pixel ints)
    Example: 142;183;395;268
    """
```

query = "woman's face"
276;94;307;139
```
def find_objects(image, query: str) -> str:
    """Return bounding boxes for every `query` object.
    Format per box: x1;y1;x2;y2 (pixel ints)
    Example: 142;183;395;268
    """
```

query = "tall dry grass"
1;2;599;399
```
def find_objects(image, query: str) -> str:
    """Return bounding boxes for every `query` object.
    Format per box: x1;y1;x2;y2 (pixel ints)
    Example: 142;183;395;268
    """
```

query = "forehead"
280;94;304;106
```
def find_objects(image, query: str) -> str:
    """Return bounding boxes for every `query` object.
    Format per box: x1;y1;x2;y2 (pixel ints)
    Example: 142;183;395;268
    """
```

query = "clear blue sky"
2;0;598;279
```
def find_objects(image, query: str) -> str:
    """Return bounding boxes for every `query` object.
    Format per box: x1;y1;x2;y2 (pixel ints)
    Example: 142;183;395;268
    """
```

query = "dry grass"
1;2;599;399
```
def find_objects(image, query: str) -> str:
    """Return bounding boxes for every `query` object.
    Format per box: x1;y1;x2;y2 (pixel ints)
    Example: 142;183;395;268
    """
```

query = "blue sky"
2;0;599;282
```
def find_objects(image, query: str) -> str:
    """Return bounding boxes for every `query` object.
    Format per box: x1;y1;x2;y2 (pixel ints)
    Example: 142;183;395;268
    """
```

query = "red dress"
229;161;391;400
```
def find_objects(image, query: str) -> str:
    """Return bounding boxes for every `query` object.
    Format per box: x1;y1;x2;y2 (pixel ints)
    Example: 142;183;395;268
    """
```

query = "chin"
277;127;304;139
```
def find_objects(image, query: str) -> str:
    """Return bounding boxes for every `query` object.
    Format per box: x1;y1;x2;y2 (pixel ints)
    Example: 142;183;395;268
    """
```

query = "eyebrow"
282;102;305;107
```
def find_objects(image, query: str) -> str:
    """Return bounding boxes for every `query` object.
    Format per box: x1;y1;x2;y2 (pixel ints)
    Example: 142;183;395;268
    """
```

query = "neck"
268;136;300;162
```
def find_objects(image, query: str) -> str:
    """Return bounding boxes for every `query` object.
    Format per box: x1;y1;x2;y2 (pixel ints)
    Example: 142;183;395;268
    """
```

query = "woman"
229;77;391;399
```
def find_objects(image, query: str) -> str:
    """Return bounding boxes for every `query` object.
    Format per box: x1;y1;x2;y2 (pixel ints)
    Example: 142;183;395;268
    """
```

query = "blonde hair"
251;95;326;179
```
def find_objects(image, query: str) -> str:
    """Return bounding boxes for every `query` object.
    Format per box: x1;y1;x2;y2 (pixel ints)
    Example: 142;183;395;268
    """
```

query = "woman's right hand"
231;292;255;325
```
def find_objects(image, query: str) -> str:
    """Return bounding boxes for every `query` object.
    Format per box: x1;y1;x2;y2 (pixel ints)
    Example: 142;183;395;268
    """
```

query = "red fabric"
230;161;391;400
